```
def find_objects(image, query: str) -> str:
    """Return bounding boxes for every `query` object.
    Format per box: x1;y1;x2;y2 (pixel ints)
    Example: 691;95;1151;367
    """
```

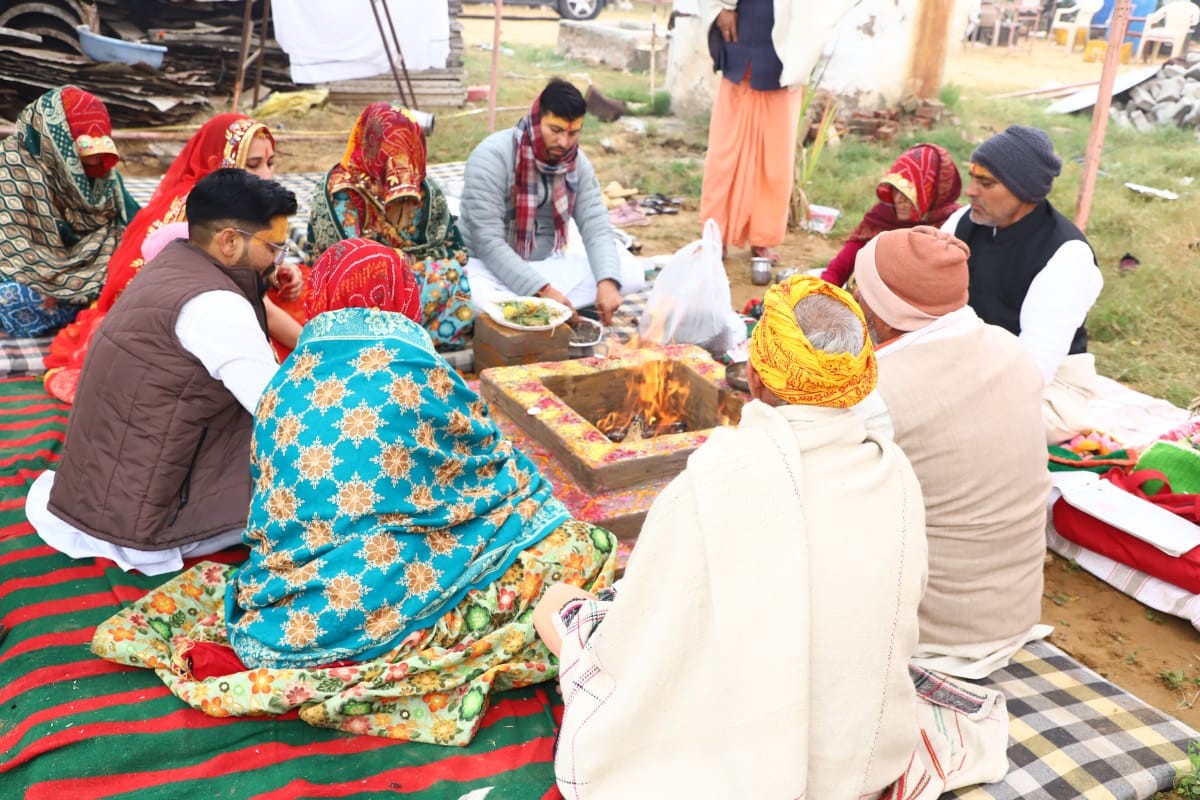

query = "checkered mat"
1;376;1196;799
950;639;1198;799
120;164;467;223
0;335;51;379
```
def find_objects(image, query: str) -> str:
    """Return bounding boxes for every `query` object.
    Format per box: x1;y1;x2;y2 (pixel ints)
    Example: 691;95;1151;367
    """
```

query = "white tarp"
272;0;450;84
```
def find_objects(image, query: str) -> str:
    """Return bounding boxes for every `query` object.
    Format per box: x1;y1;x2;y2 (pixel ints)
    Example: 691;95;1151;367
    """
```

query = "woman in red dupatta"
307;103;473;350
44;114;283;403
820;143;962;288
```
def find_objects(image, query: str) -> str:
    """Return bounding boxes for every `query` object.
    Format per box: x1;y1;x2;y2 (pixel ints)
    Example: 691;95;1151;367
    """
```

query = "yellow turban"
749;275;877;408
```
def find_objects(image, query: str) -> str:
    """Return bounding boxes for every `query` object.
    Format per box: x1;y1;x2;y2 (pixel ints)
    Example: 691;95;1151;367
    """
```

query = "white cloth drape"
272;0;450;84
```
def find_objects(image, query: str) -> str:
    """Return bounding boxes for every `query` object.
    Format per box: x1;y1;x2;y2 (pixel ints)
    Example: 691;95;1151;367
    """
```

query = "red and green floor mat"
0;377;563;799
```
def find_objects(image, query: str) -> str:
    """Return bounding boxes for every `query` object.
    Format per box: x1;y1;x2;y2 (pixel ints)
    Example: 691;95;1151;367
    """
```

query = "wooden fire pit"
479;345;743;495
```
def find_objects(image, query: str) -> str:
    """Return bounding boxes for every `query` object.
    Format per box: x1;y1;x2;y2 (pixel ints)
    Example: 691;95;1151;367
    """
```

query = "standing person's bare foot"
751;246;779;265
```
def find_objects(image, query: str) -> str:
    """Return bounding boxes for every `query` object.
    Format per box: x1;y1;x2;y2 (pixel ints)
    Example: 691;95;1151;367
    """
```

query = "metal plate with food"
483;296;573;331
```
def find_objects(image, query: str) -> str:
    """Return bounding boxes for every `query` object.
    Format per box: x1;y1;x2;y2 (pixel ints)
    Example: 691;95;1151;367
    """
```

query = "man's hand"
594;279;622;326
537;284;577;319
715;9;738;43
274;262;304;302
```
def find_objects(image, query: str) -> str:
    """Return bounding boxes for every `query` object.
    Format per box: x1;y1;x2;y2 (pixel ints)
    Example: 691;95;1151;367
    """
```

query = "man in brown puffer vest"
27;168;298;575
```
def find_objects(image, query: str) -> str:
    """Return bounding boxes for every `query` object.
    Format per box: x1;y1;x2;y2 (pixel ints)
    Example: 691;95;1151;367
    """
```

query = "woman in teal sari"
308;103;474;350
92;239;615;745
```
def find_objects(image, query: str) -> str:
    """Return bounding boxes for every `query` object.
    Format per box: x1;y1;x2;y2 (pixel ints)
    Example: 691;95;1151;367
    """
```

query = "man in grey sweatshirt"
458;79;641;324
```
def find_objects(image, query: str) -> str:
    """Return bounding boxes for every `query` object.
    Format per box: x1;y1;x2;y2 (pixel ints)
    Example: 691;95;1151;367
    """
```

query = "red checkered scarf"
510;98;578;258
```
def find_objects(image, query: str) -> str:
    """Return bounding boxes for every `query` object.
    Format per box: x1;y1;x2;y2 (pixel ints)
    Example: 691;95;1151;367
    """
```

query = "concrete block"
557;20;665;72
1157;77;1185;102
1155;100;1186;125
1129;84;1156;109
1129;109;1157;133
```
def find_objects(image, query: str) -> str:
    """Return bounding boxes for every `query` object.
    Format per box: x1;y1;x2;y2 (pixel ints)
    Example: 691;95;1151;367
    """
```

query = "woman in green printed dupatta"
0;86;138;337
91;239;615;746
308;103;474;350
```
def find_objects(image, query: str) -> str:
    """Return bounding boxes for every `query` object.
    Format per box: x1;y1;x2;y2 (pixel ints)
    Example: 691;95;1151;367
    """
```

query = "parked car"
503;0;606;21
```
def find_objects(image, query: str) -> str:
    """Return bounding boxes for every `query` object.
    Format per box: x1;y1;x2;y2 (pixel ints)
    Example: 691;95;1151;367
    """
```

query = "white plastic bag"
638;218;745;355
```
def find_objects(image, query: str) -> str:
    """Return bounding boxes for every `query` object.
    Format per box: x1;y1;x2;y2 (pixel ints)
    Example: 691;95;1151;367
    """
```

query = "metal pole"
232;0;255;111
1074;0;1131;231
649;0;657;100
252;0;272;108
378;0;419;110
368;0;411;108
488;0;503;132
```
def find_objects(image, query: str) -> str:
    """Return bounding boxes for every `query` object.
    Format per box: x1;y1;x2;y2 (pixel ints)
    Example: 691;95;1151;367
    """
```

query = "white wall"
819;0;920;106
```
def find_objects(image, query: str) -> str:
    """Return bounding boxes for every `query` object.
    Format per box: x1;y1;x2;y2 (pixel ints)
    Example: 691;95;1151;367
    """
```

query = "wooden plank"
473;316;571;369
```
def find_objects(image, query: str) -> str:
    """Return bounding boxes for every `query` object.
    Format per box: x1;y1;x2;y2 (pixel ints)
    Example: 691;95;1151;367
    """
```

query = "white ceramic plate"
483;296;573;332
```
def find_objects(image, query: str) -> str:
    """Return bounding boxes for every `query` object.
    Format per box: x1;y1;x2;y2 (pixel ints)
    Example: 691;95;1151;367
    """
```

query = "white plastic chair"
1050;0;1104;52
1137;0;1200;60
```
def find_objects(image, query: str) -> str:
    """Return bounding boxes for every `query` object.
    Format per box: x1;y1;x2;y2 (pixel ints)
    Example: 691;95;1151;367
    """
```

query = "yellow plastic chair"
1050;0;1105;53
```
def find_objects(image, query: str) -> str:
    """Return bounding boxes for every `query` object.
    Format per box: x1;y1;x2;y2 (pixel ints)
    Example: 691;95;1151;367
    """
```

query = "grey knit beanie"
970;125;1062;203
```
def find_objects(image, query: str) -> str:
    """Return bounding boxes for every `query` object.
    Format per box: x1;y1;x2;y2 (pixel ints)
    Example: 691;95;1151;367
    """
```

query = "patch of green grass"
1126;649;1141;666
650;90;671;117
939;82;963;109
605;86;650;104
1043;590;1073;607
1162;669;1190;692
1177;741;1200;799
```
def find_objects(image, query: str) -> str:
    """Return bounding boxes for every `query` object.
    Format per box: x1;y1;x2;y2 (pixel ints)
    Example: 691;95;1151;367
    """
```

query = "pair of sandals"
639;193;682;215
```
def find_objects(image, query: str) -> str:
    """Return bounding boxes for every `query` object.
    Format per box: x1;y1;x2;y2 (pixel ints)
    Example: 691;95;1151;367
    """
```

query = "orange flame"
595;360;691;442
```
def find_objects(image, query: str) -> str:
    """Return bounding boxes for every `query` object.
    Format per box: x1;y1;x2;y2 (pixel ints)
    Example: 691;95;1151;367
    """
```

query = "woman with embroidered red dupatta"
307;103;474;350
820;143;963;288
44;114;295;403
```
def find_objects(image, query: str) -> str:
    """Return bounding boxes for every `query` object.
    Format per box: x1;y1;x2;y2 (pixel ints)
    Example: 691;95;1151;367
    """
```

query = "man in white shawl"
535;276;1009;799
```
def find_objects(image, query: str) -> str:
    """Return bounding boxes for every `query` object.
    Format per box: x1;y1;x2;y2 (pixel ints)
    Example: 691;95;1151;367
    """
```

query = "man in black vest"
942;125;1103;443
